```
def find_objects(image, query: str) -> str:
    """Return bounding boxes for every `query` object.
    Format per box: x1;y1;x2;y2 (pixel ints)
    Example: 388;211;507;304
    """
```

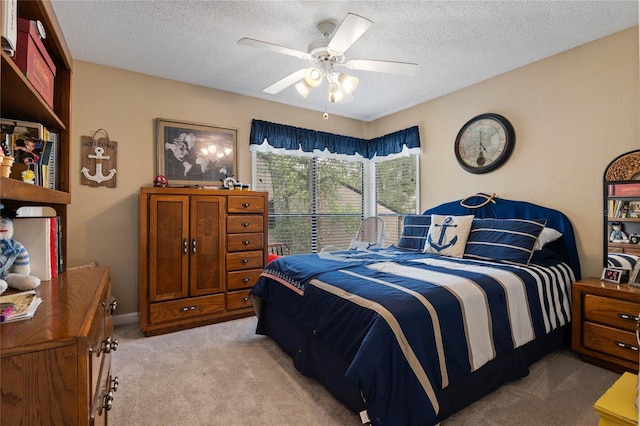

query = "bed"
249;195;581;425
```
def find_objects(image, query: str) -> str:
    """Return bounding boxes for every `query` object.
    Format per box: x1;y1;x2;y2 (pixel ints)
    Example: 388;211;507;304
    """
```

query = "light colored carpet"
110;316;621;425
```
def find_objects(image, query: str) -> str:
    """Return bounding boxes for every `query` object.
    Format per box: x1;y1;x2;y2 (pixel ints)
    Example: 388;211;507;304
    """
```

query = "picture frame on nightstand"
602;267;623;283
628;262;640;287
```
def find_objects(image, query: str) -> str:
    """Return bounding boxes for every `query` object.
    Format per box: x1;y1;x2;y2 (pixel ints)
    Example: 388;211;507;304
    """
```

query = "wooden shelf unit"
1;0;72;263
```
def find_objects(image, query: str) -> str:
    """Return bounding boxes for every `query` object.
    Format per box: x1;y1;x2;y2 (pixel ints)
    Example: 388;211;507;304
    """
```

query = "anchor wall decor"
80;129;117;188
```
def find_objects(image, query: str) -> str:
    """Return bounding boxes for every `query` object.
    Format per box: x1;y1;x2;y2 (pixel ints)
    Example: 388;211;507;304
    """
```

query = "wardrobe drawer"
227;215;263;233
149;294;225;324
584;294;640;332
228;269;262;290
227;251;263;271
227;233;263;252
583;322;639;363
227;289;252;311
228;196;264;214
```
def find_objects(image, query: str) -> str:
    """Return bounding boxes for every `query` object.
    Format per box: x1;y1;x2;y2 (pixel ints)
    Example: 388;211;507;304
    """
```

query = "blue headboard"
424;194;581;280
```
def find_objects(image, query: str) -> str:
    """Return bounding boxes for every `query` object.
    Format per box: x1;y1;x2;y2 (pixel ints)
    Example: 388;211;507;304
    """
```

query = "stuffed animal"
610;221;630;243
0;206;41;294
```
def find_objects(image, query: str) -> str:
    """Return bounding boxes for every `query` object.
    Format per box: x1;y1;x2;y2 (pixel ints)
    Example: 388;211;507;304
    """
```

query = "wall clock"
454;113;515;174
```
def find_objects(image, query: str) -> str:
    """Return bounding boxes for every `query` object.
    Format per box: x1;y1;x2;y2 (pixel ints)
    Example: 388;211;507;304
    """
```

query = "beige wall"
69;27;638;316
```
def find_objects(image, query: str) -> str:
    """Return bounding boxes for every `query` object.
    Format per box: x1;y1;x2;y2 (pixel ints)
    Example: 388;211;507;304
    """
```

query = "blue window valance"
249;119;420;160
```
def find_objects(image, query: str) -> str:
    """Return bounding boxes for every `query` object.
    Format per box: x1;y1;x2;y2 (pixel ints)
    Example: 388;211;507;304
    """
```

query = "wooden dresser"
1;267;117;425
572;277;640;373
139;187;268;336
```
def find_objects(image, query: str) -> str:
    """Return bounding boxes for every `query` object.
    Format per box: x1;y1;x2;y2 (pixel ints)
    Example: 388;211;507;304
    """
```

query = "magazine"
0;290;42;323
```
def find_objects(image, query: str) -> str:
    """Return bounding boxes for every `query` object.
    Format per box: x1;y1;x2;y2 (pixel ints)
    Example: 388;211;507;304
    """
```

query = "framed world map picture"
156;118;237;187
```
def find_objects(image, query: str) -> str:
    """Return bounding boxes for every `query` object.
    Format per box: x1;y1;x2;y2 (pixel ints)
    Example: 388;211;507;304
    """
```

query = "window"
254;152;418;253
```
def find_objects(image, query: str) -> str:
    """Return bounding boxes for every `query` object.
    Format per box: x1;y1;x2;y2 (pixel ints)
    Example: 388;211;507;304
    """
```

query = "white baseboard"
113;312;139;326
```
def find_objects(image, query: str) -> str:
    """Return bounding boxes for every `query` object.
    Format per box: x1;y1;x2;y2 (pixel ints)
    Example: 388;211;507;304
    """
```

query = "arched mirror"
604;149;640;276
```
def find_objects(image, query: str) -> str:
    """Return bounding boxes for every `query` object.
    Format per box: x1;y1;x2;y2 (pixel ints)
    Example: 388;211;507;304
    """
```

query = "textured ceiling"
50;1;638;122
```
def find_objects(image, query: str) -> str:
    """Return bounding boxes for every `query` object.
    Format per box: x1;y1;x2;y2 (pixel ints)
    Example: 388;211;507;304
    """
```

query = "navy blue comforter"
250;248;574;426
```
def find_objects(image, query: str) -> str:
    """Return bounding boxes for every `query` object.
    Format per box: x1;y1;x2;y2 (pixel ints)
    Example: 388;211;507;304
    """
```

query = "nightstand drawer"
584;294;640;332
584;322;639;363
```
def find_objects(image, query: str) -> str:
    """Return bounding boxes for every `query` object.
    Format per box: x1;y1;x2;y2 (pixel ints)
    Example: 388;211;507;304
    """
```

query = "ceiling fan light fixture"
328;83;344;103
304;67;323;87
338;73;358;94
295;80;312;98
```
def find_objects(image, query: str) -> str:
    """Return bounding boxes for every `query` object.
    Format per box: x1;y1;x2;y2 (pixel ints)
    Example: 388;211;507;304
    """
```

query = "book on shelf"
0;290;42;323
0;0;17;57
12;216;59;281
0;117;58;190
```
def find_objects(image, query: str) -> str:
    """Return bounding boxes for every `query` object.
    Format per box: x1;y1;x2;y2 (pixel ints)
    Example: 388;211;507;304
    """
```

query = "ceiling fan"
238;13;417;103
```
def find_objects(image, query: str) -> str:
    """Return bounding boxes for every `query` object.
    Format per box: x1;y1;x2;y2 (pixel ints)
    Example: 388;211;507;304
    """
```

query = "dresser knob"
99;390;115;414
243;240;250;245
242;202;250;208
614;340;639;351
242;222;250;227
242;296;250;302
241;258;249;264
110;375;119;392
100;336;119;354
242;277;250;283
617;312;639;322
108;298;118;314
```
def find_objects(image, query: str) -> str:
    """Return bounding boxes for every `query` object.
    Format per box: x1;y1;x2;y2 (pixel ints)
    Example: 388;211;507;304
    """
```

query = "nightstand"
572;277;640;373
594;372;638;426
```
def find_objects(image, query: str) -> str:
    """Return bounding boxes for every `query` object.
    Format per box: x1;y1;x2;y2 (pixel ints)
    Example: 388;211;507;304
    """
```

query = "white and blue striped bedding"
607;252;640;270
251;248;574;426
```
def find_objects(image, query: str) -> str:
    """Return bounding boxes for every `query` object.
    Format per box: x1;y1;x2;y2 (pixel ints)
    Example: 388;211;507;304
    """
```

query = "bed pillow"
464;218;547;265
397;215;431;251
534;226;563;250
424;214;474;258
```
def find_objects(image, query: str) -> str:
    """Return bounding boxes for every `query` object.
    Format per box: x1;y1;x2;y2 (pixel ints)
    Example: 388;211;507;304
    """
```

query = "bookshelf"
1;0;71;263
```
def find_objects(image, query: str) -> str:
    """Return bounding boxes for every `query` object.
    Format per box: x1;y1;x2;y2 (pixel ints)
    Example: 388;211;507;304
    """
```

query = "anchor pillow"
424;214;474;258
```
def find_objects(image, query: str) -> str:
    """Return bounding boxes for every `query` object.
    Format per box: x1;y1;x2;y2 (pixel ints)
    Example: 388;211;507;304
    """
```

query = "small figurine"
610;221;629;243
154;175;168;187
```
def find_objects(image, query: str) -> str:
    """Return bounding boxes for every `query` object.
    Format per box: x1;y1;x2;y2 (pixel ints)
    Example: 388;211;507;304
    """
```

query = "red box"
612;183;640;197
13;18;56;107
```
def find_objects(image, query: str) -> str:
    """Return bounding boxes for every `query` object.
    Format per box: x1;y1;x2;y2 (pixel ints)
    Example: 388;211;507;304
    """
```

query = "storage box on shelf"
13;17;56;107
572;277;640;373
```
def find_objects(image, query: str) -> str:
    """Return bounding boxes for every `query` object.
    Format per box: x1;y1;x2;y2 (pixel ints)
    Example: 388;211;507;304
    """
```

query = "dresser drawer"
227;251;263;271
227;233;263;252
149;294;225;324
584;294;640;332
227;289;252;311
228;196;264;214
584;322;639;363
227;215;264;233
228;269;262;290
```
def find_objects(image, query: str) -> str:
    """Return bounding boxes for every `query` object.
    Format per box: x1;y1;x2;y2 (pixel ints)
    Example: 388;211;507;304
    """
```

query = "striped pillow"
464;218;547;265
397;215;431;251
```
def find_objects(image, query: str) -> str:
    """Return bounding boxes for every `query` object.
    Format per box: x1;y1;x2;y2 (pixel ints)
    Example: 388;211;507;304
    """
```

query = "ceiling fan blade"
327;13;373;54
345;59;418;76
238;38;311;60
263;68;308;94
